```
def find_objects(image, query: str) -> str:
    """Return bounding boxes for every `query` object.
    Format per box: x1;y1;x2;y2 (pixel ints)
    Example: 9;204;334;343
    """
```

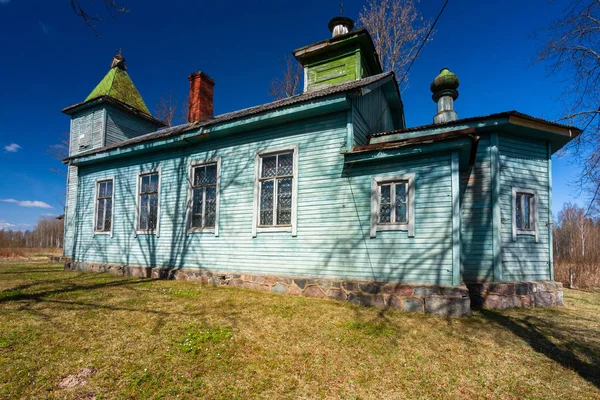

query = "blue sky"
0;0;584;230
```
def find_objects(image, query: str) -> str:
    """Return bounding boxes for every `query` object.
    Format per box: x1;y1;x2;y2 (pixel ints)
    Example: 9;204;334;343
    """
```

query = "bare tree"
155;91;189;127
70;0;128;37
155;91;179;127
46;132;70;178
537;0;600;215
269;55;303;100
358;0;432;90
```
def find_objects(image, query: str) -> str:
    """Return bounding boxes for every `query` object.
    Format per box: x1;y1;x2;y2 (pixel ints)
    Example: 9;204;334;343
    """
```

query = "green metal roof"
84;66;151;115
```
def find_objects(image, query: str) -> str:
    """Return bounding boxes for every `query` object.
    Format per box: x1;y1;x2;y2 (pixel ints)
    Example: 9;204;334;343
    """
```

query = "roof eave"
62;96;167;127
369;111;581;154
345;128;479;170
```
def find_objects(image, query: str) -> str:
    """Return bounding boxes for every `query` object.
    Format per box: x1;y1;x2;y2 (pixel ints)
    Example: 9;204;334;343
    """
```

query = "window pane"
96;199;104;231
261;156;277;178
192;188;203;216
396;202;407;223
380;185;391;204
141;175;150;193
139;195;148;230
205;164;217;185
104;199;112;231
524;194;531;230
205;187;217;227
150;174;159;192
106;181;113;197
99;182;107;198
192;215;202;228
515;193;523;229
380;204;391;223
277;153;293;176
148;194;158;230
260;180;274;225
277;178;292;225
396;183;406;203
194;167;205;187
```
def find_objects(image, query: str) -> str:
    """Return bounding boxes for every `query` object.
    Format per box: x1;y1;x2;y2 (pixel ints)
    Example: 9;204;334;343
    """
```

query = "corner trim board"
490;133;503;281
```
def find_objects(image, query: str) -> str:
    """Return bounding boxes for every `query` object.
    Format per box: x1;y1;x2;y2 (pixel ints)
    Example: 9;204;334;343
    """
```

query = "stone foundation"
467;281;564;310
64;261;471;317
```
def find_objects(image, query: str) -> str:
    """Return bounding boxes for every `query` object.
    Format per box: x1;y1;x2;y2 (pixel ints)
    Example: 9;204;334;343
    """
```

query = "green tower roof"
84;56;151;115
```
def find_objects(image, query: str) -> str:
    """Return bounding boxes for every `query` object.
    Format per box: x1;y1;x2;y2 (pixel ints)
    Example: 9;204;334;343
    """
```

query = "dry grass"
0;247;62;259
555;260;600;289
1;260;599;399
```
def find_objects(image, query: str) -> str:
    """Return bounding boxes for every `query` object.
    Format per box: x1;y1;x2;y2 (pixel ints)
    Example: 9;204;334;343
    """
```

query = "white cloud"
0;220;16;230
4;143;21;153
1;199;53;209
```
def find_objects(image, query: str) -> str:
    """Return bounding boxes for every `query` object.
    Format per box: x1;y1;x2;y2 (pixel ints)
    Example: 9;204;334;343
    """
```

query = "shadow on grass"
0;269;65;275
0;274;153;304
481;309;600;389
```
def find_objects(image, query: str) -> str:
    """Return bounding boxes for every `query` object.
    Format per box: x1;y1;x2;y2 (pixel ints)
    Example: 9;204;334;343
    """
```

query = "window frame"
370;174;415;238
93;177;115;237
135;169;161;236
252;145;299;237
512;187;539;242
186;158;221;236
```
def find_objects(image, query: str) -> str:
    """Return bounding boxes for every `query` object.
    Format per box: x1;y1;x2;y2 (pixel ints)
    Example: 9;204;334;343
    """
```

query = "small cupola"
328;16;354;37
430;68;460;124
110;55;127;70
62;53;166;157
293;17;382;92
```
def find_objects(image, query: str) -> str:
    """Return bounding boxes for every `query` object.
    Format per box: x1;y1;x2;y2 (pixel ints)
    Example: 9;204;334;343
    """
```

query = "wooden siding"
104;105;159;146
498;135;551;281
63;165;78;257
71;112;456;286
69;109;105;156
352;88;394;143
306;53;358;91
460;135;494;282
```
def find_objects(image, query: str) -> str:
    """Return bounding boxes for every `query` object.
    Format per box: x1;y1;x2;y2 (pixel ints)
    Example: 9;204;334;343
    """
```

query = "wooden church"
62;17;578;316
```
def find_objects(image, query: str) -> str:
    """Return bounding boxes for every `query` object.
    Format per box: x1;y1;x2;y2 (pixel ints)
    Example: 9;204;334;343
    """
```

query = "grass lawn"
1;261;599;399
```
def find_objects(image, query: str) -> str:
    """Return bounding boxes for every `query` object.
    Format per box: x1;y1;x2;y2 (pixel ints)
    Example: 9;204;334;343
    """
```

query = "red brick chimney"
188;71;215;123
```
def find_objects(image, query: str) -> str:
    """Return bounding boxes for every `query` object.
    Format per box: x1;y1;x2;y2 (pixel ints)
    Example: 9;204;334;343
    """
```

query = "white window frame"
186;157;221;236
252;145;299;237
370;174;415;238
135;168;161;236
93;177;114;237
512;187;539;242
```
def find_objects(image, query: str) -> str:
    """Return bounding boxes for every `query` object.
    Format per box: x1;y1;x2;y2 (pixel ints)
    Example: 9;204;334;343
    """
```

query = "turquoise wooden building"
62;17;579;316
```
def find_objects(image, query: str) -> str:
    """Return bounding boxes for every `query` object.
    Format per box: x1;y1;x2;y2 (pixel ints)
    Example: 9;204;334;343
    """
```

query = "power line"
398;0;450;87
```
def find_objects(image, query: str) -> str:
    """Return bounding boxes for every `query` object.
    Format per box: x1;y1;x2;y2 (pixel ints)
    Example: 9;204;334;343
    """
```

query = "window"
252;145;298;237
512;187;538;242
188;159;220;235
78;114;92;149
94;178;114;235
137;171;160;234
370;175;415;238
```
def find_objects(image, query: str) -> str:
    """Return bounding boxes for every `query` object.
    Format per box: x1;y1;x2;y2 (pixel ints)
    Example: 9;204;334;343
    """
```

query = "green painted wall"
70;112;456;286
306;52;359;91
498;135;551;281
460;135;494;282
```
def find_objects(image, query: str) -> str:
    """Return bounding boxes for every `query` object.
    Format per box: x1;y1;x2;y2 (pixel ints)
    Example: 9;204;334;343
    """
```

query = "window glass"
190;164;218;229
95;179;113;233
258;152;294;227
138;172;159;231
